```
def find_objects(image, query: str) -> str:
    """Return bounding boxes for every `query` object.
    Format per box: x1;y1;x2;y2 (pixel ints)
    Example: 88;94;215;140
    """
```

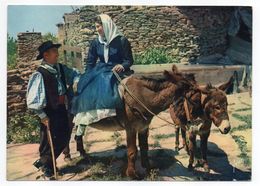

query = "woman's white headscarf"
97;14;123;63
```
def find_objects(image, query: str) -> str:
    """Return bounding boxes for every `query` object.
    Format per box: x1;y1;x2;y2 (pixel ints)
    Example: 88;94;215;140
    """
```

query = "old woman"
71;14;134;156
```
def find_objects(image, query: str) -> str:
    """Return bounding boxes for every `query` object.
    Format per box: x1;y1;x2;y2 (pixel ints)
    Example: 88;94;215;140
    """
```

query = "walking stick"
46;123;58;180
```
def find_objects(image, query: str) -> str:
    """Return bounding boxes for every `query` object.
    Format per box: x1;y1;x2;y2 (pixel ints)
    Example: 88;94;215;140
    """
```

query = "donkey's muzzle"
223;126;231;134
218;119;231;134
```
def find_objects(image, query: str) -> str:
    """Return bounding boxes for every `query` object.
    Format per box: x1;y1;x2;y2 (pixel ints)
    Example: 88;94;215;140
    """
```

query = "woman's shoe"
79;150;88;158
64;154;72;162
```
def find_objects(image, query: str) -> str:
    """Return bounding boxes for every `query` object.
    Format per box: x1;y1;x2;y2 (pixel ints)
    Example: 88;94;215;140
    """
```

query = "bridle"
178;88;211;134
183;91;205;127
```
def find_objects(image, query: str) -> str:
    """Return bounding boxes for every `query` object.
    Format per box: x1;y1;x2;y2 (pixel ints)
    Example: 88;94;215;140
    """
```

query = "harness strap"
183;98;191;122
183;93;211;135
112;70;187;131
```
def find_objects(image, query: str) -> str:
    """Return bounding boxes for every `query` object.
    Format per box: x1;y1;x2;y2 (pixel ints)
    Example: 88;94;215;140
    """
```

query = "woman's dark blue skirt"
71;63;123;115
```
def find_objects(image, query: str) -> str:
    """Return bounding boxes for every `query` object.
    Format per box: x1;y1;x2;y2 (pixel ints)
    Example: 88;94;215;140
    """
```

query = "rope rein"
112;70;187;130
113;70;212;135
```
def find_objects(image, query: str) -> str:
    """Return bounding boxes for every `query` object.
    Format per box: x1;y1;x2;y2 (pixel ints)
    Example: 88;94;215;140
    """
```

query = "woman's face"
95;22;104;37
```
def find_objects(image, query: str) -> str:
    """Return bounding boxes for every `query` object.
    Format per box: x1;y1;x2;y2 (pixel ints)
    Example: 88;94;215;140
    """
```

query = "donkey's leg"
175;126;180;151
200;131;210;172
188;132;196;171
126;128;138;179
138;128;150;173
181;128;188;153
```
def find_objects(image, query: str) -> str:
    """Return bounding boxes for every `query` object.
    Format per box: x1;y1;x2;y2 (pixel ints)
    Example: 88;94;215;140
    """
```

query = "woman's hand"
112;64;125;73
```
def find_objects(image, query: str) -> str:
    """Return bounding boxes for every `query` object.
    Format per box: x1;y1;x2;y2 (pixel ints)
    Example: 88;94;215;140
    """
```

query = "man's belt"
58;95;66;105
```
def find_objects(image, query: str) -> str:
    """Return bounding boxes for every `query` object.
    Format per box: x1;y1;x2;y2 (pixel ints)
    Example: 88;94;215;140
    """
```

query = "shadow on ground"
59;141;251;181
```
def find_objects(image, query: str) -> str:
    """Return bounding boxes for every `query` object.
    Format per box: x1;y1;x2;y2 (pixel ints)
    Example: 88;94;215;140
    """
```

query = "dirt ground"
6;92;252;181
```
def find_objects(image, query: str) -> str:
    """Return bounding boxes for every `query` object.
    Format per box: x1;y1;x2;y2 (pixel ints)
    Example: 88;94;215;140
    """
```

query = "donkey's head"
199;77;233;134
167;65;203;124
167;65;232;135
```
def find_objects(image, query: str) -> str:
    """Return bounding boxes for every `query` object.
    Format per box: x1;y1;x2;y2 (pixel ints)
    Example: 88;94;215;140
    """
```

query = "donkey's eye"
215;105;221;110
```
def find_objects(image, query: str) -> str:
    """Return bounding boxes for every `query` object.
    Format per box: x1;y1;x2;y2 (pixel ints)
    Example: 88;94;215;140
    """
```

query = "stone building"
56;6;245;71
7;6;252;117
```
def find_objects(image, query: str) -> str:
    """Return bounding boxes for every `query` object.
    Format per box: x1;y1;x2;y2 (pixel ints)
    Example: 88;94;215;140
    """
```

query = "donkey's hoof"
175;144;181;151
126;168;142;180
188;164;193;171
196;159;203;167
203;163;210;173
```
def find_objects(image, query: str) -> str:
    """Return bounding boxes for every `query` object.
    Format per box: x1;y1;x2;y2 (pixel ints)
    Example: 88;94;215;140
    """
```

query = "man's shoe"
36;174;55;181
33;159;43;170
41;166;54;178
40;174;56;181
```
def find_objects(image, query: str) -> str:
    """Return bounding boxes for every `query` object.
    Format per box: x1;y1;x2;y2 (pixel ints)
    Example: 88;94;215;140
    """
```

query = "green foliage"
230;113;251;167
231;114;252;133
232;113;252;124
111;131;123;147
152;133;175;140
7;112;40;144
149;140;161;148
238;97;252;107
85;162;128;181
147;169;160;181
232;135;251;167
42;32;58;43
7;34;17;70
134;48;179;65
234;107;251;112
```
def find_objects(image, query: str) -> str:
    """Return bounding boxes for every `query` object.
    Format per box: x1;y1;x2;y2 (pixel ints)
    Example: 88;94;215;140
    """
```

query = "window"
76;52;82;58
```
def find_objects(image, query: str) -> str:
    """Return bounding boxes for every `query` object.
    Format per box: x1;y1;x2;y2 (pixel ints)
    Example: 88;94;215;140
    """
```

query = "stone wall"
7;33;42;117
57;6;233;69
17;32;42;62
7;60;41;116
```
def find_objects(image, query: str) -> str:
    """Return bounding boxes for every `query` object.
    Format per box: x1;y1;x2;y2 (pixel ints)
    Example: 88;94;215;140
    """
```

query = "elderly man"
26;40;80;179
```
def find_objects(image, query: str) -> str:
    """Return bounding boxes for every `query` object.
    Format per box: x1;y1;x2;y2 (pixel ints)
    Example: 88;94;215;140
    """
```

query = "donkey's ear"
198;84;211;94
185;73;196;83
163;70;172;80
172;65;178;73
206;83;213;90
164;70;180;83
218;75;234;93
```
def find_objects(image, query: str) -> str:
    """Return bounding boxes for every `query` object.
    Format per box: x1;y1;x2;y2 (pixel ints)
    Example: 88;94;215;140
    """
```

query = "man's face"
43;47;59;65
95;23;104;37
